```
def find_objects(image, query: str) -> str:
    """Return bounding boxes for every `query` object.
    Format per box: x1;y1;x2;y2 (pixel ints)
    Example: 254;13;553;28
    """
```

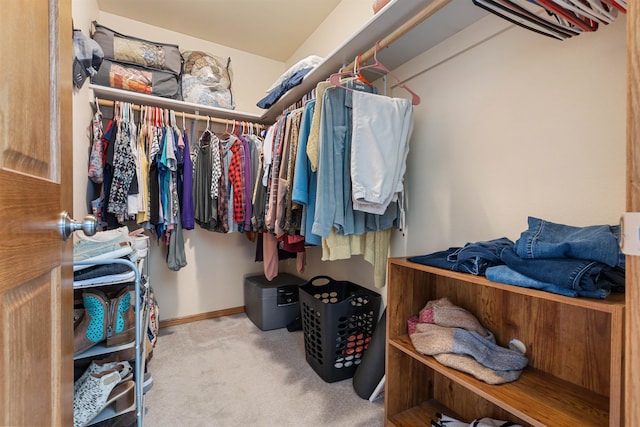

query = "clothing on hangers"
491;0;581;38
351;90;413;216
91;98;264;271
473;0;574;40
474;0;624;38
192;129;220;230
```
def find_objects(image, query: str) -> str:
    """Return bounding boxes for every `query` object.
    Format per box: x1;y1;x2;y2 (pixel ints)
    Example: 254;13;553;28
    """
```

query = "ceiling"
96;0;342;62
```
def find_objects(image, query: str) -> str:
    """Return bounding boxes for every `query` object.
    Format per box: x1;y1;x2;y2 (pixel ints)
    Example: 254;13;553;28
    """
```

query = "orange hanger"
329;42;420;106
353;54;373;88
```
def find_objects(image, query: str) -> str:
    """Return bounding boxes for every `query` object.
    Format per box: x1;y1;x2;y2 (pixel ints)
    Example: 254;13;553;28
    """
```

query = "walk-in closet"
1;0;638;425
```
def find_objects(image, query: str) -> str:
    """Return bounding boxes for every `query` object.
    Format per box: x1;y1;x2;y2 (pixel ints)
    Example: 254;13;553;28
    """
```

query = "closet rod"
96;98;265;129
342;0;453;72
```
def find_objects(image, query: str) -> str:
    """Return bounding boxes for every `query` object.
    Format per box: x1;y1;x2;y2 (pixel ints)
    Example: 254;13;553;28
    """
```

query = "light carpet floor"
142;313;384;426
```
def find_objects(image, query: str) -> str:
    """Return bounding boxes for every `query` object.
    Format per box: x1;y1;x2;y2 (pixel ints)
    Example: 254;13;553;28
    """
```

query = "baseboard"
158;306;245;328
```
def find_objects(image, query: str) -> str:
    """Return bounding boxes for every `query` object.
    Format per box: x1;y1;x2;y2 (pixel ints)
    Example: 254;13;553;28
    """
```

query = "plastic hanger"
223;119;234;138
602;0;626;13
138;104;144;127
501;0;582;35
534;0;598;31
353;55;374;88
545;0;610;25
481;0;579;39
200;116;213;147
564;0;618;24
589;0;619;20
329;42;421;106
475;0;601;36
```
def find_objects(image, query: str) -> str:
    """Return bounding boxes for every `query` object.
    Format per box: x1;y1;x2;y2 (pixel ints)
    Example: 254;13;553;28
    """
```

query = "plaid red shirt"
229;140;246;225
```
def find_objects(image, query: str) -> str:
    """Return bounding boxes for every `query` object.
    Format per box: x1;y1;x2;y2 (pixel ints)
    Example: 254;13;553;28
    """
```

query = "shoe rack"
73;251;150;427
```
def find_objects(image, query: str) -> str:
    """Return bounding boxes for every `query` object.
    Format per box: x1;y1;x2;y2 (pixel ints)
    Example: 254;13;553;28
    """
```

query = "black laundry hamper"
299;276;382;383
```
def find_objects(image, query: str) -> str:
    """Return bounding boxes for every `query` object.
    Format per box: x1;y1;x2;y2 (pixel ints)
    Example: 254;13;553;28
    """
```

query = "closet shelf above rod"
341;0;452;72
259;0;485;123
90;84;266;125
95;98;265;129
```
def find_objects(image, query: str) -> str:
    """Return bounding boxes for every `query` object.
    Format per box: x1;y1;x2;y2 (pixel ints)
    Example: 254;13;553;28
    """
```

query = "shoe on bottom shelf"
74;371;135;427
74;359;132;395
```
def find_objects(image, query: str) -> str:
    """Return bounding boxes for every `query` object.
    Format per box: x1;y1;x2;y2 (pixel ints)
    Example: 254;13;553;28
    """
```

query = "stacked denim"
408;217;625;299
407;237;514;276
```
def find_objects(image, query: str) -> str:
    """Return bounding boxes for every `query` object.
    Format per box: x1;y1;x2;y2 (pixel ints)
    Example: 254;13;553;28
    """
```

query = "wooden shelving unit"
385;258;625;427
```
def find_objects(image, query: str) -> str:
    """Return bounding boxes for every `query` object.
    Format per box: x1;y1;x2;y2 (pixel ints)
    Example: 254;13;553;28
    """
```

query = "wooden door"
0;0;74;425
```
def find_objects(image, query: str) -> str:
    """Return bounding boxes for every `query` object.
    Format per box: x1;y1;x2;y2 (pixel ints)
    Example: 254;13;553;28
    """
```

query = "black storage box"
300;276;382;383
244;273;306;331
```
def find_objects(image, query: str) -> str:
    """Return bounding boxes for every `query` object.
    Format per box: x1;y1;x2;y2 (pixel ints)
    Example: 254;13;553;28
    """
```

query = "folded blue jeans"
498;246;623;298
486;265;584;298
407;238;513;275
515;216;624;268
448;237;514;275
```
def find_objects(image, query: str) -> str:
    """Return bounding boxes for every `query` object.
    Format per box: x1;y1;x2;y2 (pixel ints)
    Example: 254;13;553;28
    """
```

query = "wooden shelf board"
388;399;462;427
389;336;610;427
388;257;625;312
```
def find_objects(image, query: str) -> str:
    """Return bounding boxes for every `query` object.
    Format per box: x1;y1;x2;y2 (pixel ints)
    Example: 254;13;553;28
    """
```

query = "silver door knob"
58;211;97;241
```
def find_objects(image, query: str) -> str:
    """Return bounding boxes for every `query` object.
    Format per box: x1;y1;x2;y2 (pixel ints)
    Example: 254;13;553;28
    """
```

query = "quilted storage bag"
91;21;182;75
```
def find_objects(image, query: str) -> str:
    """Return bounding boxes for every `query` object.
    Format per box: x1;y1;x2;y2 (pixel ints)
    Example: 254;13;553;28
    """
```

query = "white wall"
389;15;626;258
286;0;374;67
